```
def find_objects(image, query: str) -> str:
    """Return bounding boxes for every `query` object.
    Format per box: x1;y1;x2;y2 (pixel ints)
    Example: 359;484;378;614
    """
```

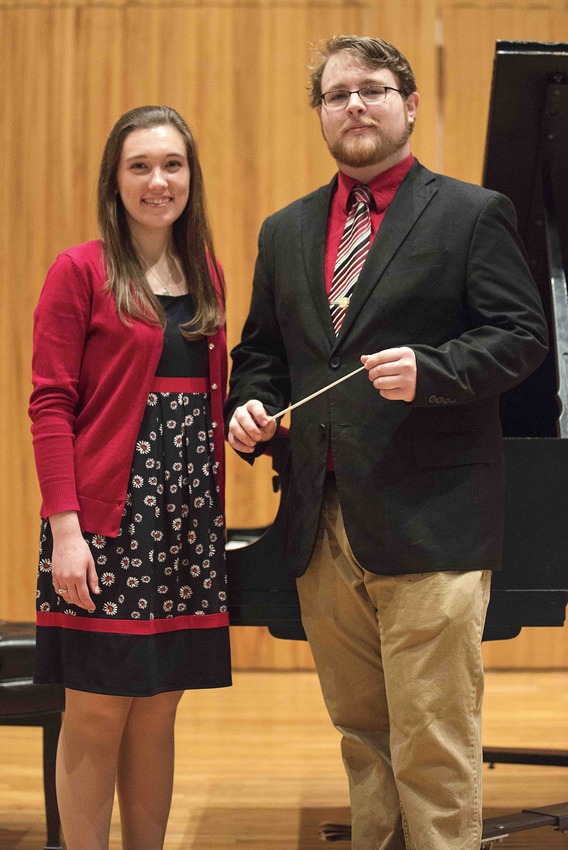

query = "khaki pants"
296;483;491;850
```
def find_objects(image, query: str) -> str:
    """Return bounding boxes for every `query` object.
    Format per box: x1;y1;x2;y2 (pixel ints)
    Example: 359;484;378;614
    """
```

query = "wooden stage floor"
1;670;567;849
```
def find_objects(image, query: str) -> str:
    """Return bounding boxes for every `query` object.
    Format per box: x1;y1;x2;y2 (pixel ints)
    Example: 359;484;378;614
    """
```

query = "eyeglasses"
320;85;402;110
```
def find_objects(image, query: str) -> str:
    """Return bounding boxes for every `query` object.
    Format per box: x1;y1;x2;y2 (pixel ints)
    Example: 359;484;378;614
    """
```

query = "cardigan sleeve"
28;251;92;517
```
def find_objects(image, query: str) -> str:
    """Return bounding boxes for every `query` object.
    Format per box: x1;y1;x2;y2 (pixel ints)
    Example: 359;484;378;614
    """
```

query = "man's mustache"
341;120;378;133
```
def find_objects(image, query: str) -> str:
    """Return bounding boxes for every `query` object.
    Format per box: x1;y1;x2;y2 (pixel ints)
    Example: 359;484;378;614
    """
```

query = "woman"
29;105;230;850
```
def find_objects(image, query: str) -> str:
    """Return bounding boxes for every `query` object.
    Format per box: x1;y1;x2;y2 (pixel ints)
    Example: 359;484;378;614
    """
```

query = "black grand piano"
226;41;568;847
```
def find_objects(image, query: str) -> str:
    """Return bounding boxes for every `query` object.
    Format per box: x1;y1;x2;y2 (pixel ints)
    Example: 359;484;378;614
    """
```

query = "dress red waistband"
150;377;209;393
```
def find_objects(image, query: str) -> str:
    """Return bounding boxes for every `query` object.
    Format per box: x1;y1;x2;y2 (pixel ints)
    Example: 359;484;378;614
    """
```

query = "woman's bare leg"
56;688;133;850
117;690;184;850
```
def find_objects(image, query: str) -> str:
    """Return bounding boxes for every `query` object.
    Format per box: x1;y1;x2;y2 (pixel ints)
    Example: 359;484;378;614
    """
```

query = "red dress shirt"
325;154;414;293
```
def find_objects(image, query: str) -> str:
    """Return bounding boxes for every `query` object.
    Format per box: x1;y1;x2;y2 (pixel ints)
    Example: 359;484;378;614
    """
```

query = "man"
225;35;548;850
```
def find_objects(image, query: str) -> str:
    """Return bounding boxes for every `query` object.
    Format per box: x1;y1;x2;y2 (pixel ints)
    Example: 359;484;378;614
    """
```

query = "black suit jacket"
225;160;548;577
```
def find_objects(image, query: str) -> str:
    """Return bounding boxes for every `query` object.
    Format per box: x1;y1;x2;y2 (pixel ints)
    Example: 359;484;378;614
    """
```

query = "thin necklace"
147;265;174;295
146;256;185;296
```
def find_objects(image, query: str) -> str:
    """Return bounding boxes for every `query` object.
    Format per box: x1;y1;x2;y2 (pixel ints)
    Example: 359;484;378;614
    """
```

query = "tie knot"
350;184;373;211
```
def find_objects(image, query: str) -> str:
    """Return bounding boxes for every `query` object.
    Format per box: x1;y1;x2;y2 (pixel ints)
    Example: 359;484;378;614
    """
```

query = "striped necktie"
329;184;373;335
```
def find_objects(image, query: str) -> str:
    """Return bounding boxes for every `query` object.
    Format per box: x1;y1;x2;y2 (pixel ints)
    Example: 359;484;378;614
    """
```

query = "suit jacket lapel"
301;177;337;340
334;162;438;348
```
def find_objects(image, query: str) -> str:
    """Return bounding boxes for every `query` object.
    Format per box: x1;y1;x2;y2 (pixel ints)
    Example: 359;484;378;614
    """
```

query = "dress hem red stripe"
36;610;229;634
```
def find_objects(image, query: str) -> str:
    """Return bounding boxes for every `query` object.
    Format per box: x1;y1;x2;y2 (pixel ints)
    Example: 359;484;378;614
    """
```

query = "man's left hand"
361;347;417;402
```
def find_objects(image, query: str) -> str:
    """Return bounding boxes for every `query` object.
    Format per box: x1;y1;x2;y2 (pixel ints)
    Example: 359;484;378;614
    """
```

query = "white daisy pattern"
36;387;226;623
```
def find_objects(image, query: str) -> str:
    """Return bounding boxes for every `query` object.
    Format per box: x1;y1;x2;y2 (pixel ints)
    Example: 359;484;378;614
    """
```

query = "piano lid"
483;41;568;438
483;41;568;240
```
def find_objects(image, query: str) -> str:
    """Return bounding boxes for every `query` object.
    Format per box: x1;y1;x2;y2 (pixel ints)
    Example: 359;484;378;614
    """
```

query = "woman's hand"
49;512;101;612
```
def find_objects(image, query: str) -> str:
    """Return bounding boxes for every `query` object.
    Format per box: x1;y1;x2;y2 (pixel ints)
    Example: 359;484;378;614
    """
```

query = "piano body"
227;41;568;846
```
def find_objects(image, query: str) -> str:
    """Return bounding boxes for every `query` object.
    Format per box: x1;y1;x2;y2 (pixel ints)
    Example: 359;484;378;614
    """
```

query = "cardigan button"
212;421;218;428
329;356;341;369
211;383;218;390
209;342;215;350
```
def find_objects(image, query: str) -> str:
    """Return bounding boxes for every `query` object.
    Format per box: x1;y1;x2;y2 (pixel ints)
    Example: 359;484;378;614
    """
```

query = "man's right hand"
228;400;278;453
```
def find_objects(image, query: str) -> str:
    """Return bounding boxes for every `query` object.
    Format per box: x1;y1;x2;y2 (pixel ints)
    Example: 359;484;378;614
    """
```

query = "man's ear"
406;91;420;123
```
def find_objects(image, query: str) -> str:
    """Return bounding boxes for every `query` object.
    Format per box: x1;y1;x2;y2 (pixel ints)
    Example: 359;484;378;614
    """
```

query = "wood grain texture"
1;0;566;669
1;670;567;848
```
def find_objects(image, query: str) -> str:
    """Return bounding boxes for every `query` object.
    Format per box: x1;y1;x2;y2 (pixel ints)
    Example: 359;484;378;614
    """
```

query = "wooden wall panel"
483;624;568;669
0;0;437;653
1;0;566;669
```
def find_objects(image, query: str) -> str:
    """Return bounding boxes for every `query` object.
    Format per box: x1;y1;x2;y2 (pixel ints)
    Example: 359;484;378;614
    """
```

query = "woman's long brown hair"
98;105;223;339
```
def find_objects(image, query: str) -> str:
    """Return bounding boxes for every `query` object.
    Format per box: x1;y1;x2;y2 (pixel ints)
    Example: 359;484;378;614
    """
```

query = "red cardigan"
29;240;227;536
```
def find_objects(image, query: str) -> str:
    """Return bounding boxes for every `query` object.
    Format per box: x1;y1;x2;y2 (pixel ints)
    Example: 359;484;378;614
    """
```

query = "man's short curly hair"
308;35;417;108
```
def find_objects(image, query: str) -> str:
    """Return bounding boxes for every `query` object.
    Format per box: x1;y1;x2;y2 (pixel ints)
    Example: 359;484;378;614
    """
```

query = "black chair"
0;621;65;850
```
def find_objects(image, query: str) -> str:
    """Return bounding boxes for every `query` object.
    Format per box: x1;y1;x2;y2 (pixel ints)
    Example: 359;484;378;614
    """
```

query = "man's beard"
327;119;413;168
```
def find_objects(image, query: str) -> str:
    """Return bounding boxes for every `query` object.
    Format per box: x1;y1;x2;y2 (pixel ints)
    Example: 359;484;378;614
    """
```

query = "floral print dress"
34;294;231;696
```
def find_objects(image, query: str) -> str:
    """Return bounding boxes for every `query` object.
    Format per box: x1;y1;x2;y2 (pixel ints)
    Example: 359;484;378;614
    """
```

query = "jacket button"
319;423;327;435
329;356;341;369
